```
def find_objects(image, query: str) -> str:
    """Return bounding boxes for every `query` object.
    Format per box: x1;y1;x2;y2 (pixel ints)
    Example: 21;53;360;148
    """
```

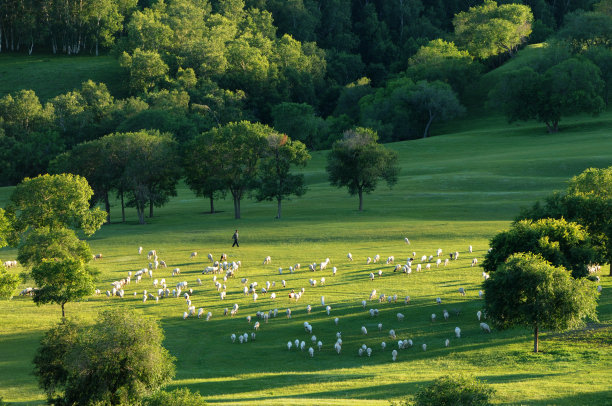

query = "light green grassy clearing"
0;112;611;405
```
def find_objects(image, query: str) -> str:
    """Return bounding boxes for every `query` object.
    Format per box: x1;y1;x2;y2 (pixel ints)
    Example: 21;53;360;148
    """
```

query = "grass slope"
0;54;128;101
0;114;611;405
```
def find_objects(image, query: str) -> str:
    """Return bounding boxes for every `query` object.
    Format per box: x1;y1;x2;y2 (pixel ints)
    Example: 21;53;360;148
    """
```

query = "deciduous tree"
484;253;599;352
326;127;399;211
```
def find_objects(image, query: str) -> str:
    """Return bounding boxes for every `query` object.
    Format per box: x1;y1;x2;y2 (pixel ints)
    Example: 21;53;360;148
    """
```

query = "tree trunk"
423;110;435;138
149;197;154;218
233;197;241;219
276;198;282;219
358;189;363;211
546;121;559;133
209;195;214;214
61;302;66;318
104;192;111;223
121;191;126;223
533;324;539;353
137;203;145;225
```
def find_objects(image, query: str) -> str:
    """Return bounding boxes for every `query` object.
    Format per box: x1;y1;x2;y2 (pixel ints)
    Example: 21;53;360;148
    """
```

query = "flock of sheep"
89;239;501;364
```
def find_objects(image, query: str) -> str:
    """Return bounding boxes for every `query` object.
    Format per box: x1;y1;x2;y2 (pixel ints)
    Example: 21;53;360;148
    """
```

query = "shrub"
414;375;494;406
144;388;207;406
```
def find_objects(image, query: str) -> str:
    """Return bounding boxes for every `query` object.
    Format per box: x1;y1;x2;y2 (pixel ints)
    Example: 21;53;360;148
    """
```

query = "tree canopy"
482;218;602;278
326;127;399;211
33;310;176;405
8;173;106;238
484;253;599;352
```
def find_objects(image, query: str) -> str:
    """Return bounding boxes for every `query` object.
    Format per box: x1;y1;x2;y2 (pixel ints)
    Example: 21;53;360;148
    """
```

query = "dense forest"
0;0;610;216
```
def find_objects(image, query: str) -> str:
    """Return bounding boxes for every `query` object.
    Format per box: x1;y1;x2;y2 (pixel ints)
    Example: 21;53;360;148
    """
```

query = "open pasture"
0;113;611;405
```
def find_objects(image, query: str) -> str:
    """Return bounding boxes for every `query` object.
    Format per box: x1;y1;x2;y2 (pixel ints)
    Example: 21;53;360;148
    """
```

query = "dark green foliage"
555;10;612;53
271;102;323;149
489;58;605;132
484;253;599;352
144;388;207;406
482;218;602;278
33;310;176;405
326;127;399;211
17;227;92;269
413;375;495;406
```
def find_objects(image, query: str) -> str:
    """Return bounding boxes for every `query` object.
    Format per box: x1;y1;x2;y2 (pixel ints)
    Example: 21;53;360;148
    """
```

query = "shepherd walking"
232;229;239;247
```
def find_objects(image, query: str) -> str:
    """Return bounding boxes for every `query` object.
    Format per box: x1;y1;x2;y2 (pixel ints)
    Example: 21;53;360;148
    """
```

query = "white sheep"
254;321;260;331
366;348;372;357
469;245;473;253
148;250;156;259
198;308;204;318
389;329;396;339
334;317;339;325
317;341;323;350
308;347;314;357
378;269;382;277
444;258;449;266
480;322;491;333
369;289;377;300
366;256;372;265
482;271;490;280
416;264;422;272
326;305;331;315
281;280;286;287
422;343;427;351
431;313;436;322
597;285;602;293
381;341;386;350
397;313;404;322
263;256;271;265
358;348;364;357
455;327;461;338
458;287;465;296
332;267;337;276
172;268;180;276
477;310;482;321
445;339;450;347
361;326;367;335
378;323;382;331
405;296;410;304
138;246;143;255
183;311;188;320
392;350;398;361
321;296;325;306
386;256;394;264
270;292;277;300
206;312;212;321
253;293;258;302
436;258;442;267
300;341;306;351
347;253;353;261
374;254;380;263
286;308;292;318
361;300;367;308
479;290;483;298
278;267;283;274
436;297;442;304
443;310;449;320
287;341;293;350
334;342;342;354
320;277;325;285
405;237;410;244
369;272;375;281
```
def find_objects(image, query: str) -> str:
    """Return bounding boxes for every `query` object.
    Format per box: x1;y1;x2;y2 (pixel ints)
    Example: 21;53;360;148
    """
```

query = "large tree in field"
326;127;399;211
254;132;310;219
7;173;106;237
484;253;599;353
205;121;269;219
31;257;96;318
183;131;227;214
489;58;605;133
34;310;175;405
482;218;602;279
453;0;534;60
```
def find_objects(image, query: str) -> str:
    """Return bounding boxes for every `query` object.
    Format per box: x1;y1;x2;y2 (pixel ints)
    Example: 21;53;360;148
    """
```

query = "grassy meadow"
0;111;611;405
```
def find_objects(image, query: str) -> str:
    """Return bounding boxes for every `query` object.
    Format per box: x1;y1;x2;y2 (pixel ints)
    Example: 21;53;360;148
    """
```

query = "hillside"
0;111;610;405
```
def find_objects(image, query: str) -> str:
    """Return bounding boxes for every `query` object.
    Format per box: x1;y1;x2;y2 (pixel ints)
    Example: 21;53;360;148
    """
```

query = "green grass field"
0;54;128;101
1;110;611;405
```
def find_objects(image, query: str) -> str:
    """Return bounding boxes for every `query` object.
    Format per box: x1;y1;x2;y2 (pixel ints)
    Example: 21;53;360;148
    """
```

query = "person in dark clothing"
232;229;239;247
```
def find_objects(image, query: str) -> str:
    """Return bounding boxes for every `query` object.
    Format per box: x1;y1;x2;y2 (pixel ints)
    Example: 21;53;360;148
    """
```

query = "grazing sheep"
405;296;411;304
334;317;339;325
369;272;375;281
320;277;326;285
397;313;405;322
148;250;156;260
361;326;368;335
190;252;197;258
422;343;427;351
172;268;180;276
278;267;283;275
431;313;436;322
347;253;353;261
281;280;286;288
378;269;383;277
366;256;372;265
386;256;394;264
138;246;143;255
405;237;410;244
479;290;483;298
374;254;380;263
270;293;277;300
263;256;272;265
455;327;461;338
477;310;482;321
436;297;442;304
469;245;473;253
326;305;332;315
445;339;450;347
597;285;602;293
426;263;431;270
287;341;293;350
183;311;188;320
366;348;372;357
480;322;491;333
392;350;398;361
458;287;465;296
286;308;292;318
198;308;204;318
482;272;490;280
369;289;377;300
206;312;212;321
317;340;323;350
93;253;103;260
308;347;314;357
300;341;306;351
416;264;421;272
253;293;258;302
443;310;449;320
309;263;316;272
436;259;442;267
378;323;383;331
254;321;260;331
334;342;342;354
321;296;325;306
472;258;478;267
